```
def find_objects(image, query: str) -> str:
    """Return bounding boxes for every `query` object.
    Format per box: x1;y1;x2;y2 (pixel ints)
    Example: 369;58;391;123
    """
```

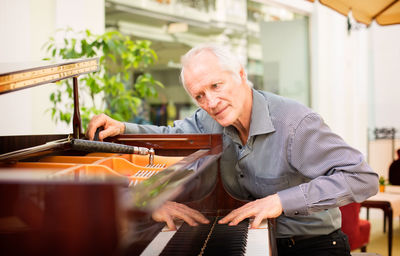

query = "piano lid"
0;58;99;138
0;58;99;95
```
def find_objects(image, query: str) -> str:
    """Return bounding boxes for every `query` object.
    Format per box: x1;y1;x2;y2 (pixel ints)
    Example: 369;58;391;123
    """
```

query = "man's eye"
196;95;203;101
212;83;219;88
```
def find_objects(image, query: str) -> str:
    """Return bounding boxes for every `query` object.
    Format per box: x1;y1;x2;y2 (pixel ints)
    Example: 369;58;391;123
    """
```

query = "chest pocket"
251;175;289;198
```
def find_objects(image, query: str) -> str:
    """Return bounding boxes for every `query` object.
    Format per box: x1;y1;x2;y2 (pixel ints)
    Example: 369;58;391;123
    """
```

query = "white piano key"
245;226;270;256
140;223;183;256
140;230;175;256
140;219;270;256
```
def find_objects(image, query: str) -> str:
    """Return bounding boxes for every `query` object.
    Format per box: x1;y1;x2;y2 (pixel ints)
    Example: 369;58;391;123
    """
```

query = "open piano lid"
1;58;99;140
0;58;99;95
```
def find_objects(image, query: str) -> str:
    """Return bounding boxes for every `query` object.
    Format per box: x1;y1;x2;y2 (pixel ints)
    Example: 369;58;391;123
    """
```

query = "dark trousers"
277;229;351;256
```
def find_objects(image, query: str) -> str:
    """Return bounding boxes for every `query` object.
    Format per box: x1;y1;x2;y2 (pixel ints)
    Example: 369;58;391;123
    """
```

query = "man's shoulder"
254;90;320;132
257;90;314;116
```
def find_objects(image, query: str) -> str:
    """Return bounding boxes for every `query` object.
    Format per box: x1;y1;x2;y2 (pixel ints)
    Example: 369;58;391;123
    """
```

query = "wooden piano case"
0;60;276;255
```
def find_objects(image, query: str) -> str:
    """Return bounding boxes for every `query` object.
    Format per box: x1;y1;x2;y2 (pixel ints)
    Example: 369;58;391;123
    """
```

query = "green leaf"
44;28;163;127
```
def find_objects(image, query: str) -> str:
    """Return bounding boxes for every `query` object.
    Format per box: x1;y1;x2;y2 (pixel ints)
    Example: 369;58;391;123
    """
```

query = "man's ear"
239;66;247;83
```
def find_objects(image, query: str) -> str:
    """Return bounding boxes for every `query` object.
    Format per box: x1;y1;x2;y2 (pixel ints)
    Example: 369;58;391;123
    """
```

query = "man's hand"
218;194;283;228
152;201;210;230
86;114;125;141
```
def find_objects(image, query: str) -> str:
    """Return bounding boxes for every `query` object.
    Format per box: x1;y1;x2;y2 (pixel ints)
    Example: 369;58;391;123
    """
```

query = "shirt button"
240;174;244;178
294;211;299;215
238;145;242;149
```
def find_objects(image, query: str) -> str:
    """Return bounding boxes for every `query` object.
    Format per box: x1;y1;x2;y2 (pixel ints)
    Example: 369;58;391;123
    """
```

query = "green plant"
379;176;386;185
43;28;163;129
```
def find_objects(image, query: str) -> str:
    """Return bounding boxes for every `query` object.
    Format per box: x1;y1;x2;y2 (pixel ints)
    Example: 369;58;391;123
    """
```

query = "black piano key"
159;217;249;256
160;217;216;256
203;218;249;256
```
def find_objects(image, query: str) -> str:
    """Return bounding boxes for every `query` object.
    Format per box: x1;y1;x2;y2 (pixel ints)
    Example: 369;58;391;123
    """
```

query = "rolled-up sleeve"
278;113;378;216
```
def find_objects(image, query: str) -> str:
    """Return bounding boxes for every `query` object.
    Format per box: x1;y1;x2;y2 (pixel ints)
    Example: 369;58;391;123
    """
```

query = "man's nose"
206;93;219;109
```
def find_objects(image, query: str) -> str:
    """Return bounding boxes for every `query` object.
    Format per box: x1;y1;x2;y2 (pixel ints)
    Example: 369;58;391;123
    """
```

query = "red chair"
339;202;371;252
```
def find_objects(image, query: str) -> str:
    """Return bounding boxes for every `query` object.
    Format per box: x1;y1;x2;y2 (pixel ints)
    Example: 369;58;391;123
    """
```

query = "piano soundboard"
0;152;183;186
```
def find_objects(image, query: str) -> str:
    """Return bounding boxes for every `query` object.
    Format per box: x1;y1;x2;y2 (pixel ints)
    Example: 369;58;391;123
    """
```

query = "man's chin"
215;118;232;127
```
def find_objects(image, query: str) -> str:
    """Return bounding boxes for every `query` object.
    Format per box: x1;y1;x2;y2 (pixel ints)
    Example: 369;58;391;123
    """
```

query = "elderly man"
87;44;378;255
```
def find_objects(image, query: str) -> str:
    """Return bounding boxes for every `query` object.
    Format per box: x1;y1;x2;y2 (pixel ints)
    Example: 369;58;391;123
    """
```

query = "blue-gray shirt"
125;89;378;237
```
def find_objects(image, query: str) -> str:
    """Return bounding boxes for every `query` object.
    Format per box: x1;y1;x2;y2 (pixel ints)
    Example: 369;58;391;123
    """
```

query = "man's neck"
233;91;253;145
233;122;249;145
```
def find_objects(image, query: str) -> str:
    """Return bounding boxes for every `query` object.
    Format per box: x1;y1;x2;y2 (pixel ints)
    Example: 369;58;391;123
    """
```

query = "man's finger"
173;203;209;224
171;208;199;226
165;216;176;230
182;207;209;224
218;207;243;224
192;213;209;224
86;115;105;140
228;209;255;226
219;213;239;225
218;214;233;224
99;127;118;141
251;215;264;229
219;202;260;225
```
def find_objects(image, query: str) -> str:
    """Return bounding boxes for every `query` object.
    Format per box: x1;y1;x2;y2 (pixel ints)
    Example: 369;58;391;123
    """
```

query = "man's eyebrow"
194;79;223;91
208;80;223;86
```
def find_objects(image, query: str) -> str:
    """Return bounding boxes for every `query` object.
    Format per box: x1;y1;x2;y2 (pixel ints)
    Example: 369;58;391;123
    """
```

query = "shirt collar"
224;89;275;142
249;89;275;136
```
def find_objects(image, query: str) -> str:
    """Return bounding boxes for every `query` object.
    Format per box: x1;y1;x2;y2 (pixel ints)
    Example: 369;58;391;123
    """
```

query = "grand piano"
0;59;277;255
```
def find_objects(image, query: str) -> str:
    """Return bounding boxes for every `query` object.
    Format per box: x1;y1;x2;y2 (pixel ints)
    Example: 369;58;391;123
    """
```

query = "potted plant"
43;28;163;129
379;176;386;192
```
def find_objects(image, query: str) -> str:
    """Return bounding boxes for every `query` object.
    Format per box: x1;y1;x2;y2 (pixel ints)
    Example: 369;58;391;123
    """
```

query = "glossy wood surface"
0;133;276;255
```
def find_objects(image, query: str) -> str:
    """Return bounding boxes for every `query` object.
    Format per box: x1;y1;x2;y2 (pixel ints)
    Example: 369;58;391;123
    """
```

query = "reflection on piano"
0;60;277;255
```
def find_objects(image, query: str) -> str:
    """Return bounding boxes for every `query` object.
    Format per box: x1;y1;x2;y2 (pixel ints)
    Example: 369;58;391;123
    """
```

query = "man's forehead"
186;72;220;88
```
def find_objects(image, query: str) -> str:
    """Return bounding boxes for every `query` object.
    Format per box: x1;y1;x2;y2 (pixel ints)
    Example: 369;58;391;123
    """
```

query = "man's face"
183;51;251;127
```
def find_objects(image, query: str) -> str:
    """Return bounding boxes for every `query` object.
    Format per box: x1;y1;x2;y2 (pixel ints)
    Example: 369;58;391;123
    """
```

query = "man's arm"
220;113;378;228
86;108;212;140
278;113;379;217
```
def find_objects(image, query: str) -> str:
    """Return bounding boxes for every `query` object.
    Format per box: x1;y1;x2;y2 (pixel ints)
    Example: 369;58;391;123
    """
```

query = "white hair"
180;43;253;89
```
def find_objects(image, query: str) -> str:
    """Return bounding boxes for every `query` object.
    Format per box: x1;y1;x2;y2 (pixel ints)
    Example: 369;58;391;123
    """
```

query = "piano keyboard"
141;217;270;256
